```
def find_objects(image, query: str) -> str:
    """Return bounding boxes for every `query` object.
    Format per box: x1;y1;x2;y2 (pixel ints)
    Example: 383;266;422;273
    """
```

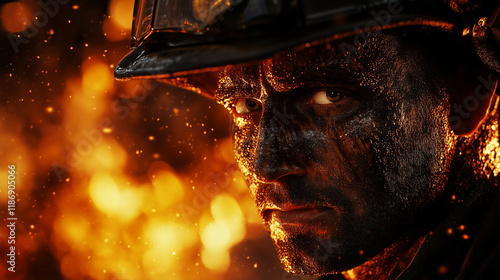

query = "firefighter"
116;1;500;279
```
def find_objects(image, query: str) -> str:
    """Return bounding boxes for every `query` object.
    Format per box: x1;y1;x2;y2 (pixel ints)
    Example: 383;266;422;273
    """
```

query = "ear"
448;64;498;136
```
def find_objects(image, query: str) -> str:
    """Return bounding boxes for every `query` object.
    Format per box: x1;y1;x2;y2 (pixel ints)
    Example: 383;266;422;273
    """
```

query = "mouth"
263;204;342;227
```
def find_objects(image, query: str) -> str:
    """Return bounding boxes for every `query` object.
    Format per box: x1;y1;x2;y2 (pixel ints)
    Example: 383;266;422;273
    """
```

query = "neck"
449;97;500;201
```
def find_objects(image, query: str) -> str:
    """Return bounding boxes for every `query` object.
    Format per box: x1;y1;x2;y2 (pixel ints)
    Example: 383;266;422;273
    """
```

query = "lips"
255;180;347;230
264;204;343;227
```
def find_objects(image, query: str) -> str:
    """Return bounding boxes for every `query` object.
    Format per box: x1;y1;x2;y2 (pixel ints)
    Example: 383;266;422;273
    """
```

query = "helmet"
115;0;500;97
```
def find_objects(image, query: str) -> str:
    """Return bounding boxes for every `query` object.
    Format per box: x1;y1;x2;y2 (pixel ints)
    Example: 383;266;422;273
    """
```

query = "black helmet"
115;0;500;97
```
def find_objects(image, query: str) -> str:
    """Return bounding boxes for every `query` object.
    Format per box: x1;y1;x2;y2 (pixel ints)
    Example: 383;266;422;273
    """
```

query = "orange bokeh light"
109;0;134;30
0;1;32;33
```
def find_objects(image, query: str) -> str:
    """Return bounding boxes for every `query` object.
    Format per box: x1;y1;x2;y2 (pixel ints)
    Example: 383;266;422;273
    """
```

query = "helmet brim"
115;15;456;98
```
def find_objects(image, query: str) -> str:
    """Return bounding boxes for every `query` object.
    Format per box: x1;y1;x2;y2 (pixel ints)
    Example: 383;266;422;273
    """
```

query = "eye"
311;90;345;105
234;98;262;115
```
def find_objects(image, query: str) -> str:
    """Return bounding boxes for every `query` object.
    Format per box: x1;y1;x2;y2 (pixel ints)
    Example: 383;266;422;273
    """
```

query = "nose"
252;103;306;183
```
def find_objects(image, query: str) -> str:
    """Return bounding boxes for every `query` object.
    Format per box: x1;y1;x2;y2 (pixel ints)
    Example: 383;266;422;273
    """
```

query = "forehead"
216;32;404;100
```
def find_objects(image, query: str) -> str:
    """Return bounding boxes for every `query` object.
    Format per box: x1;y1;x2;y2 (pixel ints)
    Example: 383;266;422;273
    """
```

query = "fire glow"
0;0;286;279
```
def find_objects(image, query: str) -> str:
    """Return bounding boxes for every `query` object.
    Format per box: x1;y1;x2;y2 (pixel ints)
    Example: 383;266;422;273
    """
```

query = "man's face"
216;31;456;274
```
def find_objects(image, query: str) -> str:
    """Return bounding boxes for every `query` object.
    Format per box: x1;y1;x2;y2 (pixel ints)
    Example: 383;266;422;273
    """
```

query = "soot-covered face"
216;32;457;275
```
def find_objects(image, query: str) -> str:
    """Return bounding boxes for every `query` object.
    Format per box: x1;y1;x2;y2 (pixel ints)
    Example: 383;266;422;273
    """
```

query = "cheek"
372;96;456;210
231;117;259;182
352;45;456;210
310;111;385;213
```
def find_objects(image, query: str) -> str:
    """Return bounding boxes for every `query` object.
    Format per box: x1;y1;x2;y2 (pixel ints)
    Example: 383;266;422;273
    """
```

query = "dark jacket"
320;188;500;280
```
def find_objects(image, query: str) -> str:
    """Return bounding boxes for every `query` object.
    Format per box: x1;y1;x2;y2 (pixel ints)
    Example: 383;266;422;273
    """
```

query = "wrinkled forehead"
218;42;343;95
216;32;400;99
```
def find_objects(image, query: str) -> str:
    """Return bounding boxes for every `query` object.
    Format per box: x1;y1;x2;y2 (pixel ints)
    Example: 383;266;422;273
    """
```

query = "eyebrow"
265;59;354;93
215;75;259;109
215;53;353;106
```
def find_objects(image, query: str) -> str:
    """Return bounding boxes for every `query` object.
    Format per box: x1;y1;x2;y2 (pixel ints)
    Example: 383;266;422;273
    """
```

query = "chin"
264;205;416;277
266;219;384;276
273;233;368;275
